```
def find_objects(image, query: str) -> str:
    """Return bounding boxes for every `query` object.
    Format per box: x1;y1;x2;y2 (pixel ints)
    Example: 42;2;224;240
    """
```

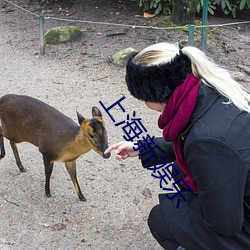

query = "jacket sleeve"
138;137;176;168
185;136;248;237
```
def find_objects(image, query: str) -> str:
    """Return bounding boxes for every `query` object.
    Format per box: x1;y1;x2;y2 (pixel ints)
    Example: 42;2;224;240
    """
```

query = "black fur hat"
125;52;192;103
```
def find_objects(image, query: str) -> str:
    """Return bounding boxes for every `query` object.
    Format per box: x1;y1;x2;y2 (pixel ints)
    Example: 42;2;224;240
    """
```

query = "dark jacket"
139;84;250;250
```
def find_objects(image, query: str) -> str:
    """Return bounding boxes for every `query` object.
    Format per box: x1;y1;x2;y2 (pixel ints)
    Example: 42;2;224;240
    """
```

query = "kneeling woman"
105;42;250;250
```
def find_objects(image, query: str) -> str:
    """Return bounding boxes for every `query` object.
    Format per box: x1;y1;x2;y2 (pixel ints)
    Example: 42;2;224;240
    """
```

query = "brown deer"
0;94;110;201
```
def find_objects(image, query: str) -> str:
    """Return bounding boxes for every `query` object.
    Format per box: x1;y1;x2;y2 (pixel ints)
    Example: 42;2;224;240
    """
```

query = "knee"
148;204;161;234
148;204;180;250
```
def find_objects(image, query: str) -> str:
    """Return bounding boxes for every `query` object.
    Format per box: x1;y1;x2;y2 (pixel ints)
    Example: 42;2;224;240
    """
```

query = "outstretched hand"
104;141;139;160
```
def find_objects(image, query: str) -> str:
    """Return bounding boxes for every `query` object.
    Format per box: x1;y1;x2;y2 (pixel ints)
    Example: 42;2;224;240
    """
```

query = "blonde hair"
134;42;250;113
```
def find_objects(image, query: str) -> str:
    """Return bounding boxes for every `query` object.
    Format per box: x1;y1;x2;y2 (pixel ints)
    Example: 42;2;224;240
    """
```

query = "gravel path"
0;1;249;249
0;5;163;250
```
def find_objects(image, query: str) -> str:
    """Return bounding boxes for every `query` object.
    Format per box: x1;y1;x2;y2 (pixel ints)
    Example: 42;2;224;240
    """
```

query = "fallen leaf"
51;223;67;231
143;12;155;18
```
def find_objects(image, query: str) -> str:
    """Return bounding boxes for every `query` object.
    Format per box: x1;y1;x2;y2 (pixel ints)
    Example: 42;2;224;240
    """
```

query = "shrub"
135;0;172;15
135;0;250;17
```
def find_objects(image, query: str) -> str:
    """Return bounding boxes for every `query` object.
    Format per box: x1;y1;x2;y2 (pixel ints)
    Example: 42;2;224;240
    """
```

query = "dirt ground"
0;0;249;249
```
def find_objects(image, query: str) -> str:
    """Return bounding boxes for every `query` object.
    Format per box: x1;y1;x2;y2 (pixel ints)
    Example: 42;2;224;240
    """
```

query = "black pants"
148;204;180;250
148;162;187;250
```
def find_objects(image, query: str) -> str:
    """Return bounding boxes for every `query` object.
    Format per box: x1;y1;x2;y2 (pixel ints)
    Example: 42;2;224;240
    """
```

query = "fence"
2;0;250;55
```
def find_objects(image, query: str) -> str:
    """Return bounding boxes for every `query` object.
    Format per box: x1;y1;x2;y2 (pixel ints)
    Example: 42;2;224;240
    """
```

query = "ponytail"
182;46;250;112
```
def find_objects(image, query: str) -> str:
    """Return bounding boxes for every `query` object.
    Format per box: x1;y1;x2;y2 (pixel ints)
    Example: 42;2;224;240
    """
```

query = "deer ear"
76;111;85;125
92;106;102;118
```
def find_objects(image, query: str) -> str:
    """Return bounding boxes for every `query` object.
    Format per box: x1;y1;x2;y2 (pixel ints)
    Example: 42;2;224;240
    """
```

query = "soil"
0;0;249;249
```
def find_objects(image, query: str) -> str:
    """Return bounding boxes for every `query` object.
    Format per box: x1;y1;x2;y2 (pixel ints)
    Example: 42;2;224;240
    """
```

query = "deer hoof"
79;196;87;202
46;193;52;198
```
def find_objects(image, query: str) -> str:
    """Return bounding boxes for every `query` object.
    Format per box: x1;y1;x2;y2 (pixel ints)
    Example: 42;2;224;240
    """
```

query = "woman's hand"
104;141;139;160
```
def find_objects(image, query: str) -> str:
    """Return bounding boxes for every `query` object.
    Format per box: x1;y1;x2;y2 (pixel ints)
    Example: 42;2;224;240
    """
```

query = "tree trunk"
171;0;198;25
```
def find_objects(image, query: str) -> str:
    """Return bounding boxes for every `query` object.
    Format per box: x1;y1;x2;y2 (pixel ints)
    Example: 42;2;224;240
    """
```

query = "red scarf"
158;73;200;194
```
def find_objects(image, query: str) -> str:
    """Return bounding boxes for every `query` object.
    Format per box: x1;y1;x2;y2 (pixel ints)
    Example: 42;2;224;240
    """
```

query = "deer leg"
10;141;25;172
43;155;54;198
65;161;86;202
0;127;5;159
0;137;5;159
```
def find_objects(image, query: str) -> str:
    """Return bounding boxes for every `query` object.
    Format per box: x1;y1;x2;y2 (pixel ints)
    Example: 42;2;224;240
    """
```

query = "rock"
236;65;250;76
0;0;5;8
231;71;247;82
112;47;138;67
39;223;50;228
142;187;152;198
45;26;82;44
133;197;140;205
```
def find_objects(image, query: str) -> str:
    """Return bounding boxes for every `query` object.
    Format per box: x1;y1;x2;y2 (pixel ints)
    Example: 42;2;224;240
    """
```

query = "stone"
141;187;152;198
112;47;138;67
236;65;250;76
45;26;82;44
231;71;247;82
0;0;6;8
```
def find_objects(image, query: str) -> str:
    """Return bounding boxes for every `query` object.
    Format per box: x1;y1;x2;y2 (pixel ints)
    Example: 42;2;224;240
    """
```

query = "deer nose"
103;152;111;159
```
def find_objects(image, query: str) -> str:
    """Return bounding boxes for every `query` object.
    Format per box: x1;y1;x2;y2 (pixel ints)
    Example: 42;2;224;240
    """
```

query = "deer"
0;94;111;201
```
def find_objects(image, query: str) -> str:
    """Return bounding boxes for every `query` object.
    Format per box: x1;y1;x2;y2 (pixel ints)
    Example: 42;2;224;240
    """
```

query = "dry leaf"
51;223;67;231
143;12;155;18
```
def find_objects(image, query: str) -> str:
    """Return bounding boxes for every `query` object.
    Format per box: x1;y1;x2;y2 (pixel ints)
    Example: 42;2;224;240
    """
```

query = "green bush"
135;0;172;15
196;0;216;15
135;0;250;17
212;0;250;17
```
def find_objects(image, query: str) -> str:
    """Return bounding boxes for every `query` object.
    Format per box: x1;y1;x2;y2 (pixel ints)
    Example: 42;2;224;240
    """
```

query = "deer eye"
89;133;94;139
